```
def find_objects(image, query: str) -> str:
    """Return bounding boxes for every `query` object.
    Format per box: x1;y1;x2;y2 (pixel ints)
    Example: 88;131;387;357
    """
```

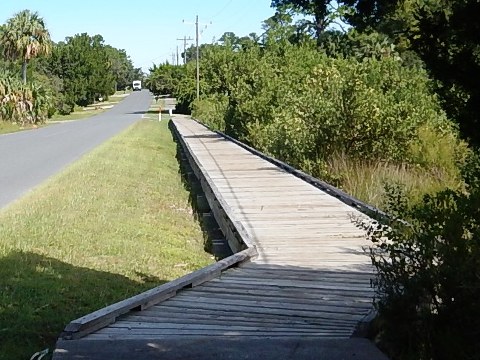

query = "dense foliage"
40;34;115;110
146;63;185;97
0;10;141;124
37;33;141;112
345;0;480;146
365;152;480;360
183;37;465;186
0;69;53;125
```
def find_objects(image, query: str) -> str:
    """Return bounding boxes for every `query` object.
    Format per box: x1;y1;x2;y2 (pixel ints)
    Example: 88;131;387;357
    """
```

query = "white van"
132;80;142;91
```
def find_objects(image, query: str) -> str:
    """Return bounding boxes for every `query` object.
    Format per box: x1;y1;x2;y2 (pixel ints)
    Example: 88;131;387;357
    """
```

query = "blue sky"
1;1;276;72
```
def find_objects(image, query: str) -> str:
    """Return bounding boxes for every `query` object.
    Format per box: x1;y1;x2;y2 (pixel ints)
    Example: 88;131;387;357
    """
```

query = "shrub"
366;151;480;359
0;69;53;125
193;42;465;179
192;94;228;130
165;36;467;209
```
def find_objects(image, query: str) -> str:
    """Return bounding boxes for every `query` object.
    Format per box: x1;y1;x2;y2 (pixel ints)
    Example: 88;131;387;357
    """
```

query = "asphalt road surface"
0;90;152;210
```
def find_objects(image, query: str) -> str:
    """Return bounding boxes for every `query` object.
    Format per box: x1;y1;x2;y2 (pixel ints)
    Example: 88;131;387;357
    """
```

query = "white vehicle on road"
132;80;142;91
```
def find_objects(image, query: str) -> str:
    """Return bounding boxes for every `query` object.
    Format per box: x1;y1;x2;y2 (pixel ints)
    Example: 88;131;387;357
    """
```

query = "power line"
210;0;234;19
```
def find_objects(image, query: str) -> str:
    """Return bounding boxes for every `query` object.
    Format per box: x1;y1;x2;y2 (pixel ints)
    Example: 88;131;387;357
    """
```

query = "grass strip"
0;118;213;359
0;121;23;134
49;91;131;122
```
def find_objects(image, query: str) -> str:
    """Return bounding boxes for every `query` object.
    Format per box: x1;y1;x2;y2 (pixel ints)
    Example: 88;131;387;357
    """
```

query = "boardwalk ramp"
53;116;387;359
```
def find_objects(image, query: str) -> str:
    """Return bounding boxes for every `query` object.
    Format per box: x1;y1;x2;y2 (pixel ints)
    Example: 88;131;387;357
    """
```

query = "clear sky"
1;1;276;72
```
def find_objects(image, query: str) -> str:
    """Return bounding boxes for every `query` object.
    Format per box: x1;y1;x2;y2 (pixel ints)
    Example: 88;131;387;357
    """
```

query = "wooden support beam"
196;195;210;212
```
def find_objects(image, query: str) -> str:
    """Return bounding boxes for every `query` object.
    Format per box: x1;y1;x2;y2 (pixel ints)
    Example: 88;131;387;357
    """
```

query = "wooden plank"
61;247;257;338
54;337;390;360
85;331;351;340
119;315;341;329
152;299;366;322
143;304;354;322
255;246;367;253
141;305;358;327
248;231;366;237
205;272;373;287
165;291;371;312
211;276;372;292
230;205;359;212
170;290;372;311
251;260;370;268
194;285;374;304
230;218;361;225
225;267;373;282
234;213;362;221
106;323;349;334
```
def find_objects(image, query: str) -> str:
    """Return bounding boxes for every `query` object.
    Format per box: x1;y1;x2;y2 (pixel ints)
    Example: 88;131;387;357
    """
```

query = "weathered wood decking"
53;116;387;359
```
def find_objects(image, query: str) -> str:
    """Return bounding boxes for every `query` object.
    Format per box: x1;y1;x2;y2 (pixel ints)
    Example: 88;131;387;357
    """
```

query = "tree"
40;33;116;111
262;9;309;45
345;0;480;145
342;0;402;33
270;0;351;45
0;10;52;83
105;46;140;91
410;0;480;146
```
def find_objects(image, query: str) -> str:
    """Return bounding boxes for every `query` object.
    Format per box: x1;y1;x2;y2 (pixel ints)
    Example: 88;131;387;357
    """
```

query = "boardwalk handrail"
61;247;257;340
170;119;257;251
191;119;388;221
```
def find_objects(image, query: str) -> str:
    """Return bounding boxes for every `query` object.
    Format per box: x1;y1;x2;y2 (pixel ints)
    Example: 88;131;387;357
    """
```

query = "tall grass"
325;153;465;209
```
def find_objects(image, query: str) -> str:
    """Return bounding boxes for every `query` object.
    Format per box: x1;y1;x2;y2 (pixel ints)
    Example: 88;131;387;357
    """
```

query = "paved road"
0;90;152;210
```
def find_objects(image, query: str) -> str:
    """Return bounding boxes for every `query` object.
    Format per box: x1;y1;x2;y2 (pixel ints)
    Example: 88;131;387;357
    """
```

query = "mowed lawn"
0;118;213;359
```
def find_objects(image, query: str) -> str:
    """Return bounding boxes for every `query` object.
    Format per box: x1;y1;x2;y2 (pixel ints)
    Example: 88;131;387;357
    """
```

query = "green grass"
0;118;213;359
142;99;166;121
50;92;130;122
0;121;48;134
49;108;104;121
0;121;22;134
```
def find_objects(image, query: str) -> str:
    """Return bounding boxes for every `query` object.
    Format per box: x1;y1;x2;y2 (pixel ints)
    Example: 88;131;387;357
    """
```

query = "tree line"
146;1;479;359
0;9;142;125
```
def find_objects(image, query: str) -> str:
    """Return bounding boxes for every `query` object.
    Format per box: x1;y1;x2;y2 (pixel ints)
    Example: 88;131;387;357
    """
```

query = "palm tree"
0;10;52;83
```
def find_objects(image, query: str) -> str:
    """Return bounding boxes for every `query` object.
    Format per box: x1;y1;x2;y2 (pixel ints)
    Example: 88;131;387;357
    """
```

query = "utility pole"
195;15;199;100
176;46;179;66
183;16;211;100
176;36;193;65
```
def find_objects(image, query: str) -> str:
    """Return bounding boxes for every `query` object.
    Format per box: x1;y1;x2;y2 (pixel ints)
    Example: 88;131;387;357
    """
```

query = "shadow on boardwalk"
53;261;387;360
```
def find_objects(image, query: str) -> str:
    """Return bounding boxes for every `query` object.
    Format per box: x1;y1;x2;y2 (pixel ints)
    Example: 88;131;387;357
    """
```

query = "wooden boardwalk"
53;116;387;359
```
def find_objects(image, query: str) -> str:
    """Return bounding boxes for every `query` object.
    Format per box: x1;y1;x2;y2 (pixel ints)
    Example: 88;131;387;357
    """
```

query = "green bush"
0;69;53;125
366;152;480;359
154;33;467;208
192;94;228;130
192;41;465;179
